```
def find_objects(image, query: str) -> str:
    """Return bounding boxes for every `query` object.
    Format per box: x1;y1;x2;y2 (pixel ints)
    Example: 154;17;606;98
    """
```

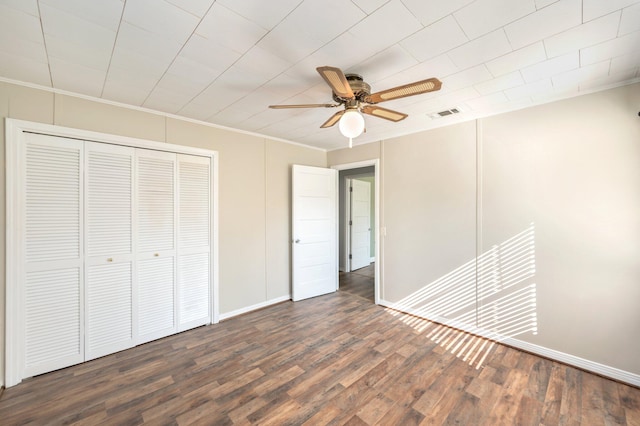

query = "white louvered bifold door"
85;142;135;360
177;154;211;331
136;149;177;344
23;133;84;377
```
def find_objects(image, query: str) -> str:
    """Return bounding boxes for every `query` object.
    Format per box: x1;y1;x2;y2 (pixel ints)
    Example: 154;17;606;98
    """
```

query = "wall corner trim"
377;299;640;388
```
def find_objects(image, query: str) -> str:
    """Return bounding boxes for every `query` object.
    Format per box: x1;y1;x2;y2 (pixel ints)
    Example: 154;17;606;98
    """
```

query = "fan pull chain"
349;137;353;149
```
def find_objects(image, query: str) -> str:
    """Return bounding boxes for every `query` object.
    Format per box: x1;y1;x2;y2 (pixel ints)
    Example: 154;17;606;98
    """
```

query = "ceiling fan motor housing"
332;73;371;103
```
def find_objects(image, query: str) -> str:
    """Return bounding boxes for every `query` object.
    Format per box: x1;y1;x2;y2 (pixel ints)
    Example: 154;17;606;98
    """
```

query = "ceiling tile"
544;11;620;58
351;0;390;14
102;73;153;105
580;68;638;91
0;0;38;16
504;0;581;50
349;0;422;52
583;0;640;21
447;29;512;70
123;0;199;45
0;3;47;44
165;0;214;18
504;78;553;100
164;55;221;89
39;2;117;60
400;16;468;62
485;42;547;76
39;0;123;31
402;0;476;27
114;22;181;64
580;31;640;65
610;52;640;74
520;52;579;82
535;0;560;9
179;34;241;73
217;0;303;30
259;0;365;63
45;33;112;71
351;45;419;85
233;45;292;81
0;50;51;86
443;65;493;90
49;57;105;97
454;0;535;40
143;86;194;113
551;61;611;88
619;2;640;35
288;32;381;78
196;3;267;54
474;72;524;95
0;31;47;63
466;92;509;110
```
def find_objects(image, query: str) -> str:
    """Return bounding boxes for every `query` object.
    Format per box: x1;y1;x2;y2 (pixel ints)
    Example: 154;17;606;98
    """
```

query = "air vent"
428;107;463;119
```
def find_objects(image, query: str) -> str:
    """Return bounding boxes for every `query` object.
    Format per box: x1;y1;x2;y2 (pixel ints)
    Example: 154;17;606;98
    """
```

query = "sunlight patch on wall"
384;224;537;364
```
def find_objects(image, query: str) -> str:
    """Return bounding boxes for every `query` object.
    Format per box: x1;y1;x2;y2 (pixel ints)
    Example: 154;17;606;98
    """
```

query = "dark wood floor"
340;263;375;302
1;283;639;425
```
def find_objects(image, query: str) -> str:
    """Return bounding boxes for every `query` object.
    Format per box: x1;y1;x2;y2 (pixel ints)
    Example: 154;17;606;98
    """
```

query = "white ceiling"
1;0;639;150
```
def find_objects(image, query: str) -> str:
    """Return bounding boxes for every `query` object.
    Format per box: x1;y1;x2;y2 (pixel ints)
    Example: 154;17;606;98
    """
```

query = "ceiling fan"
269;66;442;146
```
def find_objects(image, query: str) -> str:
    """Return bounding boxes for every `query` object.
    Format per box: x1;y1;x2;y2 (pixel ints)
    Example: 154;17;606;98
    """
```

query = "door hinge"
349;186;353;192
349;220;352;226
349;254;352;259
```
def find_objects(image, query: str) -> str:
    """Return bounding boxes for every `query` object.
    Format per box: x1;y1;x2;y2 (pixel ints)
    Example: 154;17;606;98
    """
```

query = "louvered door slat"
138;155;175;252
136;150;177;342
138;257;175;340
24;134;83;377
85;142;135;359
177;155;211;330
26;143;81;263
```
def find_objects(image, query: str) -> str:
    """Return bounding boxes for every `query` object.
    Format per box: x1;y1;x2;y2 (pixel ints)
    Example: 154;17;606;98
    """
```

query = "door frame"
331;159;380;305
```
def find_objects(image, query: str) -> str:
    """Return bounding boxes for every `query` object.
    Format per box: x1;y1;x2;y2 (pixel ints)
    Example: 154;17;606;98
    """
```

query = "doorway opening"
332;161;380;304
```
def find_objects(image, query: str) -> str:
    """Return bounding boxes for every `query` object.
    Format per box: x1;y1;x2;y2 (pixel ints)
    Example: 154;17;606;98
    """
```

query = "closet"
6;120;216;386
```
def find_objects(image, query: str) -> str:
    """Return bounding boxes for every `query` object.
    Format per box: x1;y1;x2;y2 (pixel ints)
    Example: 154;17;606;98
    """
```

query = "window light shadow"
384;223;537;369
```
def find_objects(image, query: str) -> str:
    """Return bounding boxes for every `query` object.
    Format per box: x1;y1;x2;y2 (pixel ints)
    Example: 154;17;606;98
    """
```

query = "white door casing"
292;165;338;301
349;179;371;271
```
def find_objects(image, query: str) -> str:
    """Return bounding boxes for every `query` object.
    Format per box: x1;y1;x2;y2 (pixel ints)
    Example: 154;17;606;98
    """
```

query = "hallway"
339;263;374;302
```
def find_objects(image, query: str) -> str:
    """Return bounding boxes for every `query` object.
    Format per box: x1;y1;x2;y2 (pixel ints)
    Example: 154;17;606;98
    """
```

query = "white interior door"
22;133;85;378
177;154;211;331
136;149;177;343
292;165;338;301
349;179;371;271
85;142;135;360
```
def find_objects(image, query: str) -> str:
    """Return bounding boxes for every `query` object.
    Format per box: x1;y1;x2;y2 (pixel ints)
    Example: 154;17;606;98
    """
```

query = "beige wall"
0;81;326;386
329;83;640;378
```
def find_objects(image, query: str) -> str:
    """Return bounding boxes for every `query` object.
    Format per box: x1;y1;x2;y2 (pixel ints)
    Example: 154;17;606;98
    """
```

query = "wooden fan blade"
317;66;354;99
361;105;407;122
320;110;345;128
269;103;339;109
364;78;442;104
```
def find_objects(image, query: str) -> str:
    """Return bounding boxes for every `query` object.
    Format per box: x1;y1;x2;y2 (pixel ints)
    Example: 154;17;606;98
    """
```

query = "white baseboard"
370;257;375;263
219;295;291;321
378;299;640;387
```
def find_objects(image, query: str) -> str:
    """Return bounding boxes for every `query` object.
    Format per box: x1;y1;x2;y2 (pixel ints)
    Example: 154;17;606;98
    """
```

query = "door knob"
295;239;300;243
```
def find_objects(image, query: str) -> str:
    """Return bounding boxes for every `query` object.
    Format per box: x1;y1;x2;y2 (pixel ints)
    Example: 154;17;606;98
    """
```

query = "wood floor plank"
1;273;639;425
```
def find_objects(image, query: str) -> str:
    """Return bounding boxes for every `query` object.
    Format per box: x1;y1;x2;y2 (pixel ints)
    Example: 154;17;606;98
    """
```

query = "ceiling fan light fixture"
338;109;365;148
